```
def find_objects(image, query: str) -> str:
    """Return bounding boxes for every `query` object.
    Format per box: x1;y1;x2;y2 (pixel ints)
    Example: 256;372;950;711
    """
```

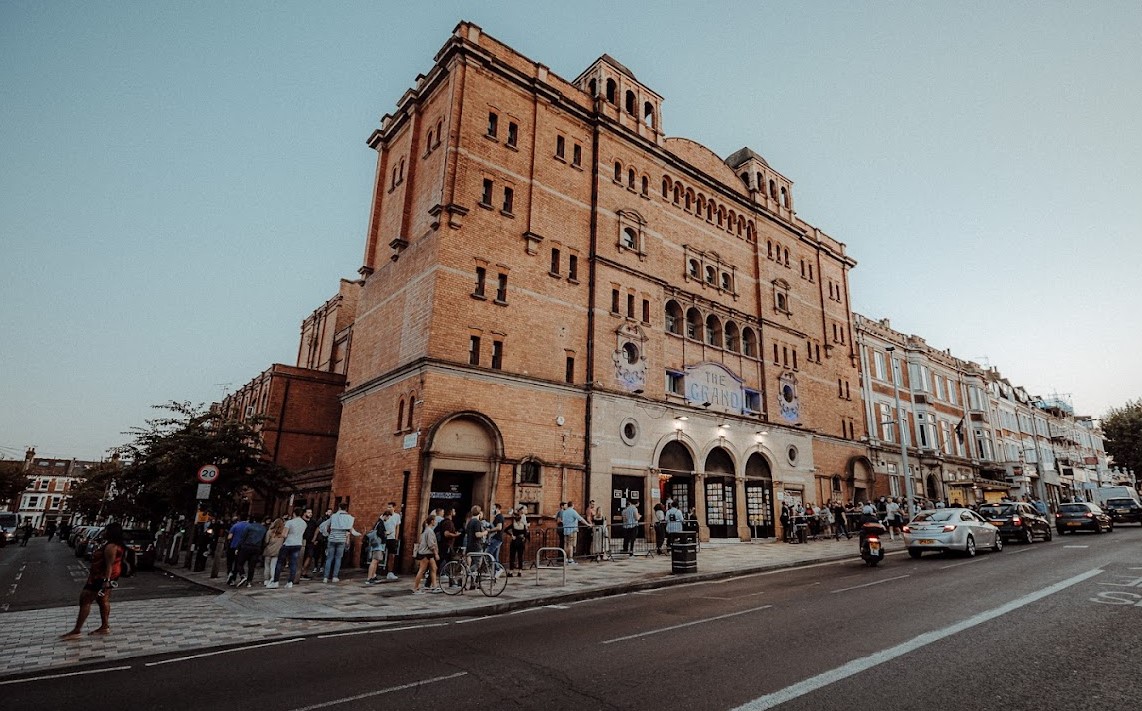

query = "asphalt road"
0;535;214;612
5;526;1142;710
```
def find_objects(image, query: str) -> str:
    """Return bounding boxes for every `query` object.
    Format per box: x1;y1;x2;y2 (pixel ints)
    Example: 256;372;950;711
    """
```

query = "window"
686;308;702;340
480;179;493;207
622;342;639;364
565;356;575;384
705;265;716;284
614;161;622;182
625;90;636;114
642;298;650;323
721;272;731;291
555;135;565;159
605;78;616;103
520;460;541;485
473;266;486;297
572;143;582;166
621;227;637;250
626;293;635;318
407;395;415;430
491;340;503;370
873;350;886;381
688;259;700;279
880;403;894;443
744;389;761;413
469;336;481;366
665;301;682;334
666;370;684;395
506;121;518;148
725;321;739;351
487;112;498;138
550;248;561;276
568;254;578;282
502;187;514;214
611;289;620;314
495;273;508;303
742;328;757;357
705;314;722;347
628;168;635;190
641;176;649;196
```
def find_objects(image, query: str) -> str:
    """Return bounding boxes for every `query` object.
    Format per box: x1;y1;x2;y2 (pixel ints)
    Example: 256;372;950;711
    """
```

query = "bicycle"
439;551;507;597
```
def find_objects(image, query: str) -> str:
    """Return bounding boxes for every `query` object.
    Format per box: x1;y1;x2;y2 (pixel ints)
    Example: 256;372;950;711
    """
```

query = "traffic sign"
196;483;212;500
196;464;220;484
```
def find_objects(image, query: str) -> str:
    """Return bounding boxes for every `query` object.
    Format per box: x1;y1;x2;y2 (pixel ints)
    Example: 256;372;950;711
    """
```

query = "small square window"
666;370;684;395
744;389;761;412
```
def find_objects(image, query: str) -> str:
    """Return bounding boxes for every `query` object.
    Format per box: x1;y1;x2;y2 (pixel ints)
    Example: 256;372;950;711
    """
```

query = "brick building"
333;21;872;551
1;448;99;529
217;279;360;517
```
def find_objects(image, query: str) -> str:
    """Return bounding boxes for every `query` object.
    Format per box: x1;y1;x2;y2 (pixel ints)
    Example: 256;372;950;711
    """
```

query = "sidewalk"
0;536;901;679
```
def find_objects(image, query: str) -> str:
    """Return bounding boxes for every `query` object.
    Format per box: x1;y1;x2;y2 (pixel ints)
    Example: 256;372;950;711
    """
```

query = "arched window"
664;300;683;334
605;78;617;103
706;201;713;221
435;119;442;146
717;207;725;227
741;173;751;189
588;78;597;97
742;328;757;357
727;209;736;231
406;393;416;430
625;90;636;114
781;186;789;207
614;161;622;182
697;196;705;215
688;259;700;279
628;168;636;189
641;175;649;196
397;399;405;430
643;102;655;128
721;272;731;291
784;247;790;266
705;314;723;347
621;227;638;250
685;190;692;211
520;459;541;485
673;185;682;205
767;241;773;259
725;321;740;351
769;180;777;199
737;217;744;236
705;265;716;284
685;307;703;340
662;177;670;198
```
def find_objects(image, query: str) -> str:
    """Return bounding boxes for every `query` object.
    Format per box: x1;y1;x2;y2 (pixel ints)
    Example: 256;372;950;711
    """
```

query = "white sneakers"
265;581;279;589
332;577;340;583
386;572;398;581
285;582;293;589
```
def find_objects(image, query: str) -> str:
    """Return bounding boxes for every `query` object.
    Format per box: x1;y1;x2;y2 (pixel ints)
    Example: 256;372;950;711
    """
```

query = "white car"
903;508;1002;558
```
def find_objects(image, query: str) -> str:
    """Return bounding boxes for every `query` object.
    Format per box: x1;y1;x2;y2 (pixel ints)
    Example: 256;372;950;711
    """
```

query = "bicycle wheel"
439;560;466;595
478;560;508;597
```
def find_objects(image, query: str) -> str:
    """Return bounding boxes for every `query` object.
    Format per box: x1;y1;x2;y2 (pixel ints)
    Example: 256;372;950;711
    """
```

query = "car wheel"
1044;527;1053;541
993;534;1003;552
1023;528;1034;545
908;548;922;559
965;535;976;557
1095;522;1104;534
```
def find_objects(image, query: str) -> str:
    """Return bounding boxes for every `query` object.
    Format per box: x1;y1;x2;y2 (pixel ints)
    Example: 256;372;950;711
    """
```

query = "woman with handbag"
411;514;442;593
60;522;126;639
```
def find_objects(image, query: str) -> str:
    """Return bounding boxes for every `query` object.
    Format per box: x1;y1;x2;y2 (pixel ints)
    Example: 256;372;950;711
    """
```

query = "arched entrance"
704;447;736;538
926;473;942;502
744;453;775;538
847;456;874;505
657;440;695;514
423;413;502;522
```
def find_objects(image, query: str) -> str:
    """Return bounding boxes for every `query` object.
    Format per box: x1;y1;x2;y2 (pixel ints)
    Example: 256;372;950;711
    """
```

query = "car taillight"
867;536;880;543
1055;513;1061;518
1012;517;1022;526
942;525;956;532
902;525;911;533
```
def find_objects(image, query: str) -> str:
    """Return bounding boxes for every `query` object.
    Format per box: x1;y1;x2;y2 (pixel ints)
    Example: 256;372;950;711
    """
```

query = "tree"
0;460;31;504
1102;399;1142;478
95;401;294;524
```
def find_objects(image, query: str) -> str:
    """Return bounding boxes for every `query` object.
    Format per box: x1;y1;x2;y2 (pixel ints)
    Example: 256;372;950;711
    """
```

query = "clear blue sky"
2;1;1140;460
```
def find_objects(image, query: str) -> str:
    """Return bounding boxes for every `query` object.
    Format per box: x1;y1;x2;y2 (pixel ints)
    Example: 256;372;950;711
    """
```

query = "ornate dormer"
726;146;795;220
574;55;663;144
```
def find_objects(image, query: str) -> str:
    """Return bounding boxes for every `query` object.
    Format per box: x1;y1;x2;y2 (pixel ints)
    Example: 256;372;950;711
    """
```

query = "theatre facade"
332;22;873;548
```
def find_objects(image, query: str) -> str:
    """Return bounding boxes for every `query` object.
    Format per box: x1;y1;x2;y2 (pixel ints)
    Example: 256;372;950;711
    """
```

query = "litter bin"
670;531;697;574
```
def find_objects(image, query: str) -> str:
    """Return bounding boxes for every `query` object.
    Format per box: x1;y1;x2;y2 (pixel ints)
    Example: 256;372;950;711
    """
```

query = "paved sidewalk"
0;535;902;679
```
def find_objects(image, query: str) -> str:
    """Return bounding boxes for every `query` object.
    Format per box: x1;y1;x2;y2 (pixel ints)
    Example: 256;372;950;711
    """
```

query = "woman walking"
411;514;442;594
262;518;286;588
60;522;125;639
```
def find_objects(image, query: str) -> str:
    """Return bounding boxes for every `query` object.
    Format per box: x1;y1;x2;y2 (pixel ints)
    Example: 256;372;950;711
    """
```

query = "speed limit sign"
196;464;220;484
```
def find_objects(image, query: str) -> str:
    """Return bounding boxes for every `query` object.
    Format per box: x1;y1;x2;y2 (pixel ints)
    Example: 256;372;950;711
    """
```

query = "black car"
121;528;157;569
1103;498;1142;526
979;502;1053;543
1056;502;1113;534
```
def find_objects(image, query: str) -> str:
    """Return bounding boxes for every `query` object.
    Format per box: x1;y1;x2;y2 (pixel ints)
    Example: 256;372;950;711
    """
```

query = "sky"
2;1;1140;461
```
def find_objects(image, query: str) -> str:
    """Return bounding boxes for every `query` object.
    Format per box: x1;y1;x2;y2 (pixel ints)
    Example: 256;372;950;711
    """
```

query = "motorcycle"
858;518;887;567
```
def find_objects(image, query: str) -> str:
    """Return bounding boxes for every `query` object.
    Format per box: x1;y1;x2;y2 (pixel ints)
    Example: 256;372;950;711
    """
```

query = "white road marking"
939;559;986;570
1003;546;1034;554
830;575;910;593
144;637;303;666
1064;545;1089;549
0;665;132;686
730;568;1104;711
286;672;468;711
454;615;492;624
701;590;769;601
317;623;447;639
602;604;772;644
546;604;569;609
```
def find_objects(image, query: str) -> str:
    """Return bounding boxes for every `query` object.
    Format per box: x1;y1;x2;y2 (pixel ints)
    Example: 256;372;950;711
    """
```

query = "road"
4;527;1141;709
0;535;214;612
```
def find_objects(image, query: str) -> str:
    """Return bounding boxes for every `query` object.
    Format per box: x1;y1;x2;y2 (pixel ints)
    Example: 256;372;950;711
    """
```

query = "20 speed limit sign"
196;464;220;484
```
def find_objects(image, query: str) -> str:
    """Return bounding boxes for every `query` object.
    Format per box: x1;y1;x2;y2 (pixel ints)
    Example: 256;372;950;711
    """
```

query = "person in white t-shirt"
383;502;402;581
270;506;309;588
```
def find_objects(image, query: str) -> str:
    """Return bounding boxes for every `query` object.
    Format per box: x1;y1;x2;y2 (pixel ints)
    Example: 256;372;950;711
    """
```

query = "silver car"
903;508;1002;558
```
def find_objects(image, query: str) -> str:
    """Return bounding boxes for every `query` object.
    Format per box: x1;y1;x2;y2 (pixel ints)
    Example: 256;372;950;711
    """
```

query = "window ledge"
478;201;493;210
484;133;498;142
500;210;515;218
471;293;487;301
493;299;508;307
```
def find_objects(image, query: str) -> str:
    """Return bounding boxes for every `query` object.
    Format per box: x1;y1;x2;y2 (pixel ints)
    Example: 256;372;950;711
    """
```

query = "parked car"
903;508;1003;558
74;525;103;558
978;502;1053;544
121;528;157;570
1103;498;1142;526
0;512;18;544
1055;502;1113;534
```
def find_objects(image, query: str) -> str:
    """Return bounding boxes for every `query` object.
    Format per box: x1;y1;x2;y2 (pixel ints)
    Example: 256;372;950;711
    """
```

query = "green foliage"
1102;399;1142;476
0;460;31;502
77;402;293;524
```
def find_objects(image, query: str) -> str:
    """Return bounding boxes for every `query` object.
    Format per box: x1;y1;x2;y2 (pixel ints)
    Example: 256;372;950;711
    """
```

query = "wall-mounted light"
674;415;689;421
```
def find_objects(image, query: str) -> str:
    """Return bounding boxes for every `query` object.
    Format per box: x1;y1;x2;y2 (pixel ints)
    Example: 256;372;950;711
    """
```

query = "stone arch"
421;411;505;522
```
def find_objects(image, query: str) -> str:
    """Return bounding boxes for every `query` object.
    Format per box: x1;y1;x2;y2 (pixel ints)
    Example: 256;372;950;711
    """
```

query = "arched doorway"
657;440;695;515
744;453;775;538
926;473;942;502
704;447;736;538
424;414;502;522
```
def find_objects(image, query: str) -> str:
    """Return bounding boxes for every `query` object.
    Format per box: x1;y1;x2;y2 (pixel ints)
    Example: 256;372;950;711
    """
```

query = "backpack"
366;519;387;549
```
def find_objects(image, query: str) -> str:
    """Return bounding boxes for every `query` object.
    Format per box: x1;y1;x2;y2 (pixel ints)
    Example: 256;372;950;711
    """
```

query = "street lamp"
885;346;916;518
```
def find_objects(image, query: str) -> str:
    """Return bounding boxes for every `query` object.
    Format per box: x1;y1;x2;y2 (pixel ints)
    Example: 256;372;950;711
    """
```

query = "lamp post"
885;346;916;518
